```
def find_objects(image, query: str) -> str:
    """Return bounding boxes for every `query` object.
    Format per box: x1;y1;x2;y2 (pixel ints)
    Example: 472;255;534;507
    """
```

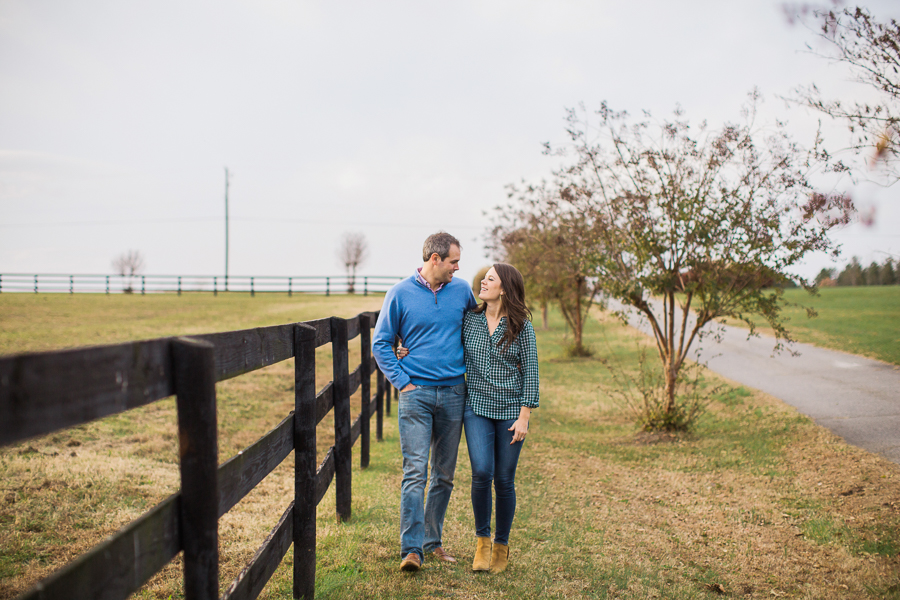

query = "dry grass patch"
0;293;384;599
269;308;899;599
2;295;899;599
0;353;376;599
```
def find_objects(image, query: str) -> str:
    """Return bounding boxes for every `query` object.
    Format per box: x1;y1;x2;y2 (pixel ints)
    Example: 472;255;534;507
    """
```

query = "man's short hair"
422;231;461;261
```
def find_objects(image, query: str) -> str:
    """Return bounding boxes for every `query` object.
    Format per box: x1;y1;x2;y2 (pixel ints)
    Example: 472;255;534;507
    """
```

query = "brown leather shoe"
430;546;457;563
400;553;422;572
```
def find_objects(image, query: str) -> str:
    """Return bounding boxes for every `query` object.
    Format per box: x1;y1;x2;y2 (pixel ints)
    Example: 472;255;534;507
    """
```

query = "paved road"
611;300;900;465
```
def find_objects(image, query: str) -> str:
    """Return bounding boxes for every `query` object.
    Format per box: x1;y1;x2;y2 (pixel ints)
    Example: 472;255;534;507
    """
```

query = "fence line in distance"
0;273;404;296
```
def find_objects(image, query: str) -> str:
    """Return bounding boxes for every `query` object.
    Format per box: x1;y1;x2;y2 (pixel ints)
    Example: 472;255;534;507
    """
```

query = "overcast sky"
2;0;898;286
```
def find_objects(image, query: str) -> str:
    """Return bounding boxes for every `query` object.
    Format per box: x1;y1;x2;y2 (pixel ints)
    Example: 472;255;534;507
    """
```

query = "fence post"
293;323;317;600
331;316;351;522
213;276;217;297
0;274;3;293
386;338;399;417
375;368;384;442
34;274;38;294
69;275;74;295
251;277;255;297
171;338;219;600
359;314;371;469
178;276;182;296
288;277;292;297
105;275;109;295
364;276;368;296
142;276;146;295
325;277;330;297
388;385;396;417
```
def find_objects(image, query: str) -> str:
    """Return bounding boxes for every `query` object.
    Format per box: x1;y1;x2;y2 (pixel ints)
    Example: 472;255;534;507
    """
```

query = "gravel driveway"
610;300;900;465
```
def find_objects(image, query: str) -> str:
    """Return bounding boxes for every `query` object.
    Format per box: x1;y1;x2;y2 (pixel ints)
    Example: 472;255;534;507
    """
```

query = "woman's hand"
508;417;529;444
509;406;532;444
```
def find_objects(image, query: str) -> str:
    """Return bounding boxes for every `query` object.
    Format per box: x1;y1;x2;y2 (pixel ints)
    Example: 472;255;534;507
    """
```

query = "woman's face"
478;267;503;302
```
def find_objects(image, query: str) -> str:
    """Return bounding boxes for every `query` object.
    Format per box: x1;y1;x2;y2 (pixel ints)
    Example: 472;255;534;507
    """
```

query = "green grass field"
1;293;898;599
741;286;900;366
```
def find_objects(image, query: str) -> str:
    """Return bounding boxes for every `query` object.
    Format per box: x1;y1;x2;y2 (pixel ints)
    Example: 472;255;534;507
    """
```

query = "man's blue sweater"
373;272;477;390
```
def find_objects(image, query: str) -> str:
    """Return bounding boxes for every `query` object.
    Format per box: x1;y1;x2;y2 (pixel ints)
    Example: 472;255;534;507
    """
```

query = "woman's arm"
520;322;540;410
509;322;539;444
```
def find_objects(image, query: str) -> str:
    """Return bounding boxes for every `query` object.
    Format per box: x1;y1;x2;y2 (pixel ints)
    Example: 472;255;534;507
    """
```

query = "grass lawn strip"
0;294;898;599
719;286;900;366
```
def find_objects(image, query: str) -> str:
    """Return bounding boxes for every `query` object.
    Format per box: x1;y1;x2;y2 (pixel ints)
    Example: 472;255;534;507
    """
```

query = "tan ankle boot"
472;537;491;571
489;542;509;573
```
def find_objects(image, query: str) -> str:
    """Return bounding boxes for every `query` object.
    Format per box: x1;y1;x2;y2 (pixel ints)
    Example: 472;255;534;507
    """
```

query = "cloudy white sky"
1;0;898;286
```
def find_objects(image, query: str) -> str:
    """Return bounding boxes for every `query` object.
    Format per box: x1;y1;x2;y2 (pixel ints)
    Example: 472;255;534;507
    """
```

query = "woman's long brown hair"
474;263;532;351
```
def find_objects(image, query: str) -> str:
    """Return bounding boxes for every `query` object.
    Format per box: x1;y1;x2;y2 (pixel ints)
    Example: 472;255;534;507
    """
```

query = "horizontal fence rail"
0;273;404;296
0;310;400;600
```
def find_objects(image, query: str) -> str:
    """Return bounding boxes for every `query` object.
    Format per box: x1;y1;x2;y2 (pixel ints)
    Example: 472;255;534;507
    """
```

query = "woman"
463;263;539;574
401;264;539;572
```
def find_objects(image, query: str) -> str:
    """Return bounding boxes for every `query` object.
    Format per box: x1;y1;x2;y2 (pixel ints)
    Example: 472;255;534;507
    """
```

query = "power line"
0;216;486;230
4;214;900;238
0;216;221;227
232;216;484;230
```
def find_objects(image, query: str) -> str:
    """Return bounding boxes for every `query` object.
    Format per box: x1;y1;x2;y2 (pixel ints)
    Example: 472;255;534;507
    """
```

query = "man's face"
432;244;461;284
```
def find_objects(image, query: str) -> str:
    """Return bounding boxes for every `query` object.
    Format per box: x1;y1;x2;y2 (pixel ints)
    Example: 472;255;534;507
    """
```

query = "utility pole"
224;167;230;292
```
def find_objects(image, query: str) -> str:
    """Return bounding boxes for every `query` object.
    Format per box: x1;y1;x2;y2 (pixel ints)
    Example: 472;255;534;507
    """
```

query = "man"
373;231;477;572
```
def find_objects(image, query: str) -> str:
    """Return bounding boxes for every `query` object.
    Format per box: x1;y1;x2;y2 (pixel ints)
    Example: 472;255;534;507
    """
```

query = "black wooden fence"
0;273;403;296
0;311;398;600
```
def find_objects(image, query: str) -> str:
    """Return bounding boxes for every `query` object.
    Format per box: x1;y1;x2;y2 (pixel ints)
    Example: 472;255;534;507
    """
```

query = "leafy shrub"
601;346;714;432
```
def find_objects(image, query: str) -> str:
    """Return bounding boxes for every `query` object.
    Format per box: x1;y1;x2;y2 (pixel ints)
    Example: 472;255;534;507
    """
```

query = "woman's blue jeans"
463;404;524;546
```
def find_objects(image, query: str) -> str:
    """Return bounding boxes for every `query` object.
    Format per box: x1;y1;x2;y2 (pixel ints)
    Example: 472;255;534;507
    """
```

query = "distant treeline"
816;257;898;286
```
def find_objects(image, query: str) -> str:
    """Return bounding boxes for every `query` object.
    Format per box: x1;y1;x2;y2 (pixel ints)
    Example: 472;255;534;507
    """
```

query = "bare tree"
508;93;847;430
337;232;368;294
112;250;145;293
490;188;607;352
793;6;900;182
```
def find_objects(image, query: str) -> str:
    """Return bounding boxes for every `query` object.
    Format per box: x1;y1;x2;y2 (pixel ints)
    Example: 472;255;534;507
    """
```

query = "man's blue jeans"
398;383;466;562
463;404;524;546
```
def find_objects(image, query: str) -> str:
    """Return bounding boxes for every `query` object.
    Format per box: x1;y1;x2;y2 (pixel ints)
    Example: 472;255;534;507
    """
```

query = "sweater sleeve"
520;321;540;409
372;286;411;390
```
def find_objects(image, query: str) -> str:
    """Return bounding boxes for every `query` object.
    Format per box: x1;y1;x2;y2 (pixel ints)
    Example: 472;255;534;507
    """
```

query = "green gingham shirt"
463;310;540;420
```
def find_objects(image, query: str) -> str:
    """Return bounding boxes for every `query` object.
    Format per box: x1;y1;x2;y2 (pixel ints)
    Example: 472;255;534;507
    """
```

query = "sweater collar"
415;268;446;293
